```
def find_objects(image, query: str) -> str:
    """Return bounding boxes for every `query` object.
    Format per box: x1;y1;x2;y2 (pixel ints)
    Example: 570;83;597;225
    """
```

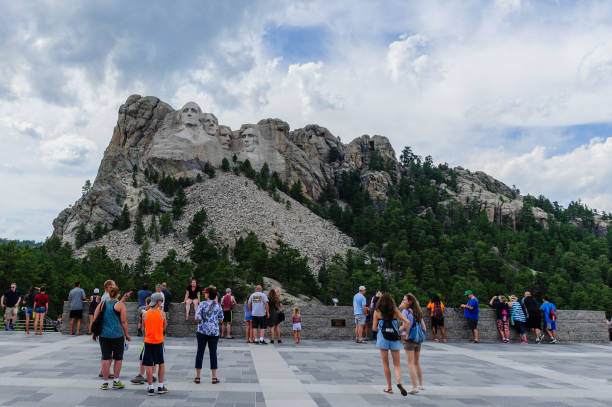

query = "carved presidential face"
241;127;259;152
201;113;219;136
217;125;232;150
179;102;202;127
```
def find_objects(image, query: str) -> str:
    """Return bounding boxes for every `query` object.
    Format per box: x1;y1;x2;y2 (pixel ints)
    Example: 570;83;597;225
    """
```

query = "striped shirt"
512;302;526;322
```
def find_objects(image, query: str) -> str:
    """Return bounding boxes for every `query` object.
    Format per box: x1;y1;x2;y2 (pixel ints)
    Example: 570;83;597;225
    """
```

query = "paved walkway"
0;333;610;406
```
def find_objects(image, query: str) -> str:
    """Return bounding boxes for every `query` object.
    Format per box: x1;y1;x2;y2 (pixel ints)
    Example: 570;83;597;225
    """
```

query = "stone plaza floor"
0;332;610;407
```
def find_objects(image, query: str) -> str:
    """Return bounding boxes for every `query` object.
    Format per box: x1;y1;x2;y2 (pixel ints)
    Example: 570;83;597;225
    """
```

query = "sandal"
194;377;200;384
383;388;393;394
397;384;408;396
212;378;220;384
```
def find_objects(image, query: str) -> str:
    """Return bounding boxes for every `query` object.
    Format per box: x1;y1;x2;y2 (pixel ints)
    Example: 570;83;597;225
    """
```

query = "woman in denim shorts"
23;287;37;335
372;293;410;396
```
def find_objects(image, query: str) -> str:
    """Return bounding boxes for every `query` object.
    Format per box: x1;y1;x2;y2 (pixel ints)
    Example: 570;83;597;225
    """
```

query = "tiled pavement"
0;332;610;406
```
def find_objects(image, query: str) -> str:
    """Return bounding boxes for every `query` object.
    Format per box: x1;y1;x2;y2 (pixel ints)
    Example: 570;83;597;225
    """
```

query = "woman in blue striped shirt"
509;295;528;344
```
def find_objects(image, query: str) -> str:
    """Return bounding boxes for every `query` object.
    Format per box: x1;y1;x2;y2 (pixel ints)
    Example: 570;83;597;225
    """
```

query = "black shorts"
526;314;541;329
466;319;478;330
431;317;444;327
252;316;267;329
69;309;83;319
99;337;124;361
142;342;165;366
223;310;232;324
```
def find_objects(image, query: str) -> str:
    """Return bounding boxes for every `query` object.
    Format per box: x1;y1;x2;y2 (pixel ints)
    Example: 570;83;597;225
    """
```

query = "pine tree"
93;222;105;240
81;179;91;197
75;224;91;248
134;212;145;244
133;240;152;277
160;212;172;236
118;204;131;230
172;187;187;219
188;209;207;240
148;215;160;242
221;157;230;172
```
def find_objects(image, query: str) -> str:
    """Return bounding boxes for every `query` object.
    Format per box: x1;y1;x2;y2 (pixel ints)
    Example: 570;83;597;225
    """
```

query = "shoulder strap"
204;301;215;318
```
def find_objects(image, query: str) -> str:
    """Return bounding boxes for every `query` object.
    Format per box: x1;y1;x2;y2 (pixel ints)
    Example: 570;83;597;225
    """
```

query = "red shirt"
34;293;49;308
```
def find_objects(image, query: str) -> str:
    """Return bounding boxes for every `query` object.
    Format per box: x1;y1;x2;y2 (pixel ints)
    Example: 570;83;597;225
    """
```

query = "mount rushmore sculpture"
148;101;286;172
52;94;399;247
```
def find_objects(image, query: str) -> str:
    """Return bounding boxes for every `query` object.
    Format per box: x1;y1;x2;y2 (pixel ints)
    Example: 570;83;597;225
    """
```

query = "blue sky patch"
262;24;329;64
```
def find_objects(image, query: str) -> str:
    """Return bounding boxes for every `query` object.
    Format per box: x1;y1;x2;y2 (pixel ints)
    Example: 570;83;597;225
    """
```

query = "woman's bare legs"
379;349;392;392
405;350;418;391
185;299;192;320
414;350;423;388
390;350;402;385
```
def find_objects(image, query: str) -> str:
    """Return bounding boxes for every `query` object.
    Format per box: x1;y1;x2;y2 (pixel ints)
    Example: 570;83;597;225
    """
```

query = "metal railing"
4;316;59;332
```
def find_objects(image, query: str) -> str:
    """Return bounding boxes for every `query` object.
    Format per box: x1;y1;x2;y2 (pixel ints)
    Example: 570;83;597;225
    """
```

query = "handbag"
407;319;426;343
91;301;106;338
278;311;285;323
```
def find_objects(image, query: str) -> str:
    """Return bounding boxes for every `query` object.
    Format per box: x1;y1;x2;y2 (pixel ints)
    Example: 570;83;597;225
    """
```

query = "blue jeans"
195;333;219;370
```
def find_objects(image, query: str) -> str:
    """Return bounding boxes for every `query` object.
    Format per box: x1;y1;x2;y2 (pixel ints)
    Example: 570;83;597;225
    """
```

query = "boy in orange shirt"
142;292;167;395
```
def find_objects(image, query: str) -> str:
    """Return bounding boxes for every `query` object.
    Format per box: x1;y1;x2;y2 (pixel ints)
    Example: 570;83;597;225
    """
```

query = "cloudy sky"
2;0;612;240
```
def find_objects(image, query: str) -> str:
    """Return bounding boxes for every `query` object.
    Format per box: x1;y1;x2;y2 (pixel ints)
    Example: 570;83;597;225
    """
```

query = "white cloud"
471;137;612;213
387;34;432;83
40;134;97;167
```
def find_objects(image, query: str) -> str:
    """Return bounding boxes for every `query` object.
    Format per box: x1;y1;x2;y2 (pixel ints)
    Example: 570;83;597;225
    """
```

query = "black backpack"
91;301;106;338
381;319;400;341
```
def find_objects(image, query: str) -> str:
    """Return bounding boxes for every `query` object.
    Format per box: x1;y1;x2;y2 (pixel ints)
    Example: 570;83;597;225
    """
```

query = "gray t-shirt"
248;292;268;317
68;287;86;310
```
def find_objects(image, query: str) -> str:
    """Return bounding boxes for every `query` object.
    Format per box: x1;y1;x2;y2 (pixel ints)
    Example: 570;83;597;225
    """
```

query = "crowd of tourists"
353;286;569;397
80;279;303;395
2;279;612;398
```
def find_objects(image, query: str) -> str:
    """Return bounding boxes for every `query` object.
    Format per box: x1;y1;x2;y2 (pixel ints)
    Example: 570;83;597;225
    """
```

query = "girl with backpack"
426;295;446;342
400;293;427;394
372;293;410;396
508;295;528;343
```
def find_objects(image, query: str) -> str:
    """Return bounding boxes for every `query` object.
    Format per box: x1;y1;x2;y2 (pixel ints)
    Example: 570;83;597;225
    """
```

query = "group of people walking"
1;283;49;334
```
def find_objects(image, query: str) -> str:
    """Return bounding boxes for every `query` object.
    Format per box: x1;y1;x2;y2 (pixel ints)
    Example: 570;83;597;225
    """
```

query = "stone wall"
62;302;609;343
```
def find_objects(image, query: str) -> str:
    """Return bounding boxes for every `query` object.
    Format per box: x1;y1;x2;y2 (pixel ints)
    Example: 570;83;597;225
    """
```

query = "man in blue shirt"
461;290;479;343
137;283;152;337
353;285;368;343
540;296;558;344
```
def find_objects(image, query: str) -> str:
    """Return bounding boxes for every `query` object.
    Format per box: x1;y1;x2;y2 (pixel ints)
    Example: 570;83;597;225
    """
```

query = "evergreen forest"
1;146;612;318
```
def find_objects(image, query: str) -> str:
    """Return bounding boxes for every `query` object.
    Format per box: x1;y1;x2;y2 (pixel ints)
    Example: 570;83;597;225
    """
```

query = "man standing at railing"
1;283;21;331
68;281;88;335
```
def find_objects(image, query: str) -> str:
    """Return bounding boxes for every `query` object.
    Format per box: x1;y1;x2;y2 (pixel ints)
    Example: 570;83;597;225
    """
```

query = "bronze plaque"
331;318;346;327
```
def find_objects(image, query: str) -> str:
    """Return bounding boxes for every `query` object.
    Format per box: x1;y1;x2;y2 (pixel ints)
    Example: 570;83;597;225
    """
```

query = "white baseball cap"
93;288;100;294
359;285;366;291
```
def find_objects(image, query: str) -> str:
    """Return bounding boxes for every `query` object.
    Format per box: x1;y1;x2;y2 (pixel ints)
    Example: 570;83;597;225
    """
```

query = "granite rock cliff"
53;95;609;271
